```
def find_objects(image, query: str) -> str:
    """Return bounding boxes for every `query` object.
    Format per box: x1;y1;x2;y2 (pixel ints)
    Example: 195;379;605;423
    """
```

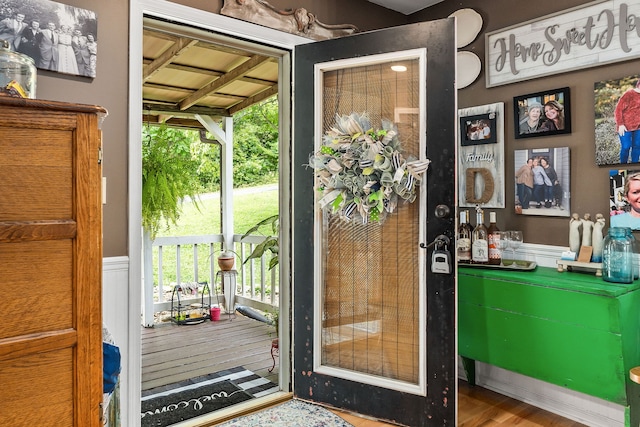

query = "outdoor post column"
196;115;235;252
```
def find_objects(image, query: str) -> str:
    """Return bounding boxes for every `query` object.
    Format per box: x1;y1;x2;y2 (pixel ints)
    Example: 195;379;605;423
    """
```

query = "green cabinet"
458;266;640;425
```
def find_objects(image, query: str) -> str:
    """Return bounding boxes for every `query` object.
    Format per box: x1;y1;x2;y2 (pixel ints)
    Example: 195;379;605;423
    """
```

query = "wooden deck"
141;312;280;392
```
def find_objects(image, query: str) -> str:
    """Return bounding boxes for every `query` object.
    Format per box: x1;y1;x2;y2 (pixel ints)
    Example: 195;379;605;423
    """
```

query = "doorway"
129;1;308;425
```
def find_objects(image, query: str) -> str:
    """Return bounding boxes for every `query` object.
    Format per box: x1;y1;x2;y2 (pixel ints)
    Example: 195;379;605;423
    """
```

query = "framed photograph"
514;147;570;217
595;75;640;166
513;87;571;139
0;0;97;78
610;169;640;229
458;102;505;208
459;113;497;146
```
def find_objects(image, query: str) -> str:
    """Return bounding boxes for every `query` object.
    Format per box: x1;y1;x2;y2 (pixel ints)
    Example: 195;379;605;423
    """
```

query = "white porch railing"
142;233;278;326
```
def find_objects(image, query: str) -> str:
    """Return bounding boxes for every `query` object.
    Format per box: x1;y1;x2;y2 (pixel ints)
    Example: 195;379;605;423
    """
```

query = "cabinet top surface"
0;96;107;115
458;265;640;296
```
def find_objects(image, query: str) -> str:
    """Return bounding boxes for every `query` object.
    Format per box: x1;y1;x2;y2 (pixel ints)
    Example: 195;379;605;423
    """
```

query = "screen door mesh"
319;59;421;384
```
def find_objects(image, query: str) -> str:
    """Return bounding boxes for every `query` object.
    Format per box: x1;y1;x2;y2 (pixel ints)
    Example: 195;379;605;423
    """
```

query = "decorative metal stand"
216;270;237;320
170;282;211;325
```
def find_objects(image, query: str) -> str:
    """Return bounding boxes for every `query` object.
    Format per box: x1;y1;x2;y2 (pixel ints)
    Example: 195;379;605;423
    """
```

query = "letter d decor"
458;102;505;208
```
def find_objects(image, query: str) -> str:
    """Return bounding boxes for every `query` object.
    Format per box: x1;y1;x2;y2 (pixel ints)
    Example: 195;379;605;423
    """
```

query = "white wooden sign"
486;0;640;87
458;102;505;208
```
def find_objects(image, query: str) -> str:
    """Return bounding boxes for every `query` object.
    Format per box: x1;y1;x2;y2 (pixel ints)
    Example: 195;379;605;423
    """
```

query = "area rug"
141;367;278;426
218;399;354;427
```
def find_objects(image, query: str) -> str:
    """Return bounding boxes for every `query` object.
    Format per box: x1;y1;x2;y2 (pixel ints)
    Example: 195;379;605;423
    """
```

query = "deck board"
141;313;279;391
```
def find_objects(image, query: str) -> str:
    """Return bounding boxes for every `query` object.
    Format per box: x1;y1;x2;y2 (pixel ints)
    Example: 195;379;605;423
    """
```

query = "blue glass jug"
603;227;633;284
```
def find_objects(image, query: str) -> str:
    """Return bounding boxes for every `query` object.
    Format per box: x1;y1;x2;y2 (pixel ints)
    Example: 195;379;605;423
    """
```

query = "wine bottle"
457;210;472;263
472;207;489;264
487;211;502;265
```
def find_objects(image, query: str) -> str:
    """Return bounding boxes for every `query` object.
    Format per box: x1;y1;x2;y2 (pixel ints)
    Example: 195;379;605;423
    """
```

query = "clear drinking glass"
509;231;523;265
495;231;509;266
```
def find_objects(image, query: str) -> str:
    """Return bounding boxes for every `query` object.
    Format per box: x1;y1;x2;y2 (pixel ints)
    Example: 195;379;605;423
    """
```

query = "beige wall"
38;0;621;255
412;0;632;246
35;0;129;257
33;0;405;257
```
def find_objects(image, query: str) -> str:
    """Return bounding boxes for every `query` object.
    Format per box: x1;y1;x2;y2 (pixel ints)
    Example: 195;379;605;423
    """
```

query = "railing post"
142;230;155;327
158;246;164;303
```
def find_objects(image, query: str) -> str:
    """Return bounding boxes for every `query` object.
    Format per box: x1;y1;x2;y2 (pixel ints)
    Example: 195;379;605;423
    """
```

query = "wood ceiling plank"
178;55;271;111
143;37;199;82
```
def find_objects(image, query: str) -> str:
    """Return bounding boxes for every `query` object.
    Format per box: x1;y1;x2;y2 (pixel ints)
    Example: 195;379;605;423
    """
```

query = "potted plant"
241;214;279;270
217;249;237;271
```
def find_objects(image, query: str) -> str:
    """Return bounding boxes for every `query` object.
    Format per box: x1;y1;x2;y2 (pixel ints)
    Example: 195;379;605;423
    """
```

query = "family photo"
610;169;640;230
460;112;497;145
595;75;640;165
513;87;571;139
0;0;97;77
514;147;570;217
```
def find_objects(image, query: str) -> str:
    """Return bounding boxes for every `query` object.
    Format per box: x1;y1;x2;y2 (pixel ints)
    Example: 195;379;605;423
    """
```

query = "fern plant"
142;125;202;239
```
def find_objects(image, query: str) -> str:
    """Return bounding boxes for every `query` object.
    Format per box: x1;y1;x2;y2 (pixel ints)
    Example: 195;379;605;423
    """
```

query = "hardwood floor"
330;380;587;426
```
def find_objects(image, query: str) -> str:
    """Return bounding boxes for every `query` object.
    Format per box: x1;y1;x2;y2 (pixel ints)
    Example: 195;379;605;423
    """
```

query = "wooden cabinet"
458;266;640;426
0;98;105;426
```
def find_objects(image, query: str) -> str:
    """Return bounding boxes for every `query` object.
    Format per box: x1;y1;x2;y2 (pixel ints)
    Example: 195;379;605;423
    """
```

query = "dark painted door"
293;20;457;426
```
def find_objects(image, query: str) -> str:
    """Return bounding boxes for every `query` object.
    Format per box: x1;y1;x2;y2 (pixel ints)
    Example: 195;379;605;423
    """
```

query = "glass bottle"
0;40;36;98
457;210;472;264
487;211;501;265
625;228;639;280
603;227;633;284
472;207;488;264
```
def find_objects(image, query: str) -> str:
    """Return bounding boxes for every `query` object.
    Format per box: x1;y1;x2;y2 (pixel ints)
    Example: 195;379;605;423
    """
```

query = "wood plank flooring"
141;312;278;391
330;380;587;426
142;316;586;426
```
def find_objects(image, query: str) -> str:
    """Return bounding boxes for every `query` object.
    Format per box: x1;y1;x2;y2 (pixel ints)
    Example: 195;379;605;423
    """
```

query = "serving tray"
460;261;537;271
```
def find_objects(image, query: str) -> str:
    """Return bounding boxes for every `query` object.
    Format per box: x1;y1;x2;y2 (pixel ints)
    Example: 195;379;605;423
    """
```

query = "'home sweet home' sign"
486;0;640;87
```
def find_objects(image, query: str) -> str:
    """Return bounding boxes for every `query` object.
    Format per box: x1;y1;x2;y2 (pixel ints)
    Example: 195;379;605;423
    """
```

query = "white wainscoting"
103;256;130;425
104;245;625;426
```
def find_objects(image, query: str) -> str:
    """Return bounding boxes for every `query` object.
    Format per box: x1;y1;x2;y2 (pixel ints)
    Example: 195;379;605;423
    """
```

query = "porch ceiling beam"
142;59;277;86
229;85;278;115
179;54;271;111
143;103;228;117
143;36;199;82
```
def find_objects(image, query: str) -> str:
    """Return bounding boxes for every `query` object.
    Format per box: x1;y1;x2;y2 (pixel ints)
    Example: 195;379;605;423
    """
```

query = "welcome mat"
141;367;278;426
218;399;354;427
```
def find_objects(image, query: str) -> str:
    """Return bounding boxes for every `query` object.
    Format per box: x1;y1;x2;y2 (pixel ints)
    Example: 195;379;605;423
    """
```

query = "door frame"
128;1;308;425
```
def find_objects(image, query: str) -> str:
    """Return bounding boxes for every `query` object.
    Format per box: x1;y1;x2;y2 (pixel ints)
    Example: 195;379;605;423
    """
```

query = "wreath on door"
309;112;430;224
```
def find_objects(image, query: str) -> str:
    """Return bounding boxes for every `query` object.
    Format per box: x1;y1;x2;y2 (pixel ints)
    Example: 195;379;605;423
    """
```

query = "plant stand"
170;282;211;325
216;270;238;319
269;338;279;373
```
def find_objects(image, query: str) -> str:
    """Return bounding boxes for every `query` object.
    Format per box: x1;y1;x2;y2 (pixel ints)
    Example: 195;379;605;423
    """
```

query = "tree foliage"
141;97;280;237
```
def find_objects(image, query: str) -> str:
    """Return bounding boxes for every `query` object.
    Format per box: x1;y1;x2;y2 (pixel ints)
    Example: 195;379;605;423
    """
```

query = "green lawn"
152;184;279;291
157;184;279;237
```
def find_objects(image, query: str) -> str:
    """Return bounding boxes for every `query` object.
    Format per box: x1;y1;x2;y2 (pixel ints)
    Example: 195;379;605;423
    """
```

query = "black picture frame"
459;112;497;146
513;87;571;139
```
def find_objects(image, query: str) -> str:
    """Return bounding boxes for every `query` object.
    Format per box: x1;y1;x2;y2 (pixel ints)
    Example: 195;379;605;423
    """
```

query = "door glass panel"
314;51;425;393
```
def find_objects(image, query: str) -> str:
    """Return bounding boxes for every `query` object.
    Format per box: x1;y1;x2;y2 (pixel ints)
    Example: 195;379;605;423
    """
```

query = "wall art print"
0;0;97;78
514;87;571;139
458;102;505;209
609;169;640;229
514;147;570;217
595;74;640;166
486;0;640;87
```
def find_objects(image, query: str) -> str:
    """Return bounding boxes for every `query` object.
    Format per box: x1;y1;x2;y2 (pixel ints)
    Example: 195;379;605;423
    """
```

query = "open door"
292;19;457;426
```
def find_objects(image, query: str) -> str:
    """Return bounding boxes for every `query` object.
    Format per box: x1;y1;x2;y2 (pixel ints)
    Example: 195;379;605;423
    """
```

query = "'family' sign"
486;0;640;87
